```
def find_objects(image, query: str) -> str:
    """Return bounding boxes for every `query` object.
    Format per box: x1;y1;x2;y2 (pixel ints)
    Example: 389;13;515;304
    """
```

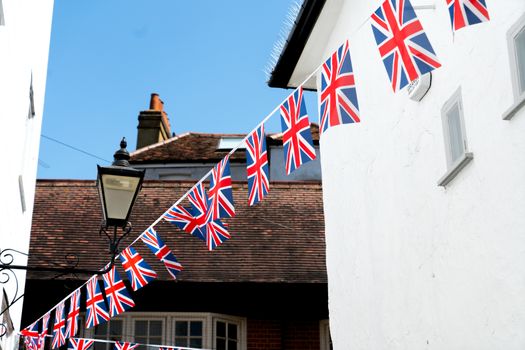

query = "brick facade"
247;319;321;350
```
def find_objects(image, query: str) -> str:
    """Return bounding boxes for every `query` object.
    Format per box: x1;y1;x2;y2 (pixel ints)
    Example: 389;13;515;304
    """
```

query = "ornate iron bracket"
0;222;133;338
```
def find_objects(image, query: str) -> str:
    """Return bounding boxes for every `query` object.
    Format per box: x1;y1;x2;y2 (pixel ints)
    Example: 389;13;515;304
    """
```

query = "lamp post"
96;137;145;267
0;138;144;334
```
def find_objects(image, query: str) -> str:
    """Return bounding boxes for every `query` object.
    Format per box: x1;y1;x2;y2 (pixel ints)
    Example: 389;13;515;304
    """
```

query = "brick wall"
247;319;320;350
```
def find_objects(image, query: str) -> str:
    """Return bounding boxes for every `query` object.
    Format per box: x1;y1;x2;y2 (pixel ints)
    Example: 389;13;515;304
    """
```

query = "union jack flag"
207;157;235;220
163;204;205;240
23;335;38;350
22;322;39;350
51;302;66;349
65;288;81;338
245;125;270;206
38;312;51;350
446;0;490;31
140;227;183;279
204;219;231;251
68;338;95;350
85;276;110;328
102;265;135;317
280;87;316;173
319;41;360;135
120;246;157;291
371;0;441;92
21;322;39;338
23;338;37;350
188;182;209;226
114;342;140;350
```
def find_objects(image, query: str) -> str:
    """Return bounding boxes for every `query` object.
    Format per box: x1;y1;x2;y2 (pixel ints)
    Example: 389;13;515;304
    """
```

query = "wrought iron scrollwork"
0;221;134;338
0;248;28;337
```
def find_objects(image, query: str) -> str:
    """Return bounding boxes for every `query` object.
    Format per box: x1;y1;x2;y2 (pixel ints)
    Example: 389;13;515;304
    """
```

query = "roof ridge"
130;132;192;156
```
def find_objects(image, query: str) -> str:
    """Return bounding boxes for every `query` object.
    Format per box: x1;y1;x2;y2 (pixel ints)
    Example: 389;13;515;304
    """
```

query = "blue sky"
38;0;317;179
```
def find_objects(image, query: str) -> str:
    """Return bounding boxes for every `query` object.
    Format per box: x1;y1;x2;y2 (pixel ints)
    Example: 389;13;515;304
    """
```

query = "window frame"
171;313;209;349
213;315;245;350
0;0;4;26
504;12;525;120
132;317;166;349
82;312;246;350
88;318;126;350
438;87;473;187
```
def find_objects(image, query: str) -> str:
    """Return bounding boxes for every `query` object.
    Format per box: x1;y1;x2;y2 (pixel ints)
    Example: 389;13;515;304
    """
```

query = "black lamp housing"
96;138;145;228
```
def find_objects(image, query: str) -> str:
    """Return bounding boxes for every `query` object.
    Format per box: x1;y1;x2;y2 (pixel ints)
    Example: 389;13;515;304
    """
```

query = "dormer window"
217;137;245;151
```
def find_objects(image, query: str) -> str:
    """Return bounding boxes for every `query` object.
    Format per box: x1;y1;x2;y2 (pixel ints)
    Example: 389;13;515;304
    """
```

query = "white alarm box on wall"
407;72;432;101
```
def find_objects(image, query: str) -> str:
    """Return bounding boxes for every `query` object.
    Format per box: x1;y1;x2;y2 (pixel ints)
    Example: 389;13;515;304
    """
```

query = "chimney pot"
149;93;164;111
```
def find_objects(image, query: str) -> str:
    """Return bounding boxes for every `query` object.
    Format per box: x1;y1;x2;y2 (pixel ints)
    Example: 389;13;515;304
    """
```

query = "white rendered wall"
0;0;53;348
316;1;525;349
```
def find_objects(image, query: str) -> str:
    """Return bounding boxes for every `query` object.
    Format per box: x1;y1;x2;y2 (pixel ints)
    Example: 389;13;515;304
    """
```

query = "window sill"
437;152;474;187
502;92;525;120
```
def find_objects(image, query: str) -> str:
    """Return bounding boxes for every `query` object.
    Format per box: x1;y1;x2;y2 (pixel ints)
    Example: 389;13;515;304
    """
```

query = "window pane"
110;321;123;337
228;340;237;350
149;337;162;345
175;322;188;336
189;338;202;348
94;343;107;350
94;323;108;336
190;322;202;336
216;321;226;338
216;338;226;350
149;321;162;336
174;337;187;347
517;27;525;94
228;324;237;340
447;103;464;163
135;321;147;336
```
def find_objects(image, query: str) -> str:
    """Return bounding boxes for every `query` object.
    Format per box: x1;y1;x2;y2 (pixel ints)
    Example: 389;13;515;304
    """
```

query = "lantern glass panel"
101;174;141;220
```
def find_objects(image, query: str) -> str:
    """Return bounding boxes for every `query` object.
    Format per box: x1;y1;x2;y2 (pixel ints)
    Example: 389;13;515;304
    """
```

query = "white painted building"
270;0;525;349
0;0;54;348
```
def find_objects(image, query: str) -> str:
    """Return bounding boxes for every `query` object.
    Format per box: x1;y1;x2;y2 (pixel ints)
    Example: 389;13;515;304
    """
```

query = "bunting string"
22;334;211;350
23;0;491;339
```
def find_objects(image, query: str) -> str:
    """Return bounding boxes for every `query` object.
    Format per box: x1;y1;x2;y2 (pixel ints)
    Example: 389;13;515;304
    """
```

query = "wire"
23;334;211;350
41;134;111;163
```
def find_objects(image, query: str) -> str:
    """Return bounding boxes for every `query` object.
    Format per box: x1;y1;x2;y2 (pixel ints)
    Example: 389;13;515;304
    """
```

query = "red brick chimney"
136;93;172;150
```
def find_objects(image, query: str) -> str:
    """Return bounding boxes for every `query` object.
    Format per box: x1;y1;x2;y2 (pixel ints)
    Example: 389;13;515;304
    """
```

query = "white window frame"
83;312;246;350
504;12;525;120
0;0;4;26
18;175;26;212
87;318;126;350
438;87;473;186
213;315;246;350
319;319;332;350
131;317;166;348
171;313;209;349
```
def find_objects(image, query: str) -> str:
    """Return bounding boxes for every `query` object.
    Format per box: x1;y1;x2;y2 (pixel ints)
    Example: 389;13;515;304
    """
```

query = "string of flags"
21;0;491;348
24;336;210;350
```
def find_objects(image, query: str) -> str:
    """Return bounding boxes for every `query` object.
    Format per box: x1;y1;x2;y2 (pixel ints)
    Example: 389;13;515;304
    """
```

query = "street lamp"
0;138;145;335
97;138;144;228
97;137;145;261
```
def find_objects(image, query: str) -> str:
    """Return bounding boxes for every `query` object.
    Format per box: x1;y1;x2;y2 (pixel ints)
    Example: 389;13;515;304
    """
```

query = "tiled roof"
129;124;320;164
29;180;326;283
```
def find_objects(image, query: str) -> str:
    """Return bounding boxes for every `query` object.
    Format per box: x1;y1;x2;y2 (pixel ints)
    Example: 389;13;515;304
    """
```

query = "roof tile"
29;180;326;283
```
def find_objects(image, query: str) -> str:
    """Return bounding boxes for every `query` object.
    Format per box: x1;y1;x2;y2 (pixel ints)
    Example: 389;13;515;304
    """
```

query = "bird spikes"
264;0;305;80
